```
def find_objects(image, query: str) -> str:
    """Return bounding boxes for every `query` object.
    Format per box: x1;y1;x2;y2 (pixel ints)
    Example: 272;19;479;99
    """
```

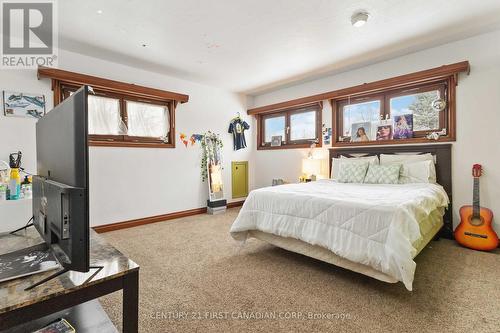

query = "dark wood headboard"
329;144;452;239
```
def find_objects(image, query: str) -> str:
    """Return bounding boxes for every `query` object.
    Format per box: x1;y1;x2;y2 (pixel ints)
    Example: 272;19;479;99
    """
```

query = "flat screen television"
32;85;90;273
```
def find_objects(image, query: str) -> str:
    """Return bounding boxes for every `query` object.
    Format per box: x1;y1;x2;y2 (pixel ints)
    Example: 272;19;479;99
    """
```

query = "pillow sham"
363;164;402;184
399;160;436;184
337;162;369;183
379;153;437;184
379;153;435;165
331;155;379;179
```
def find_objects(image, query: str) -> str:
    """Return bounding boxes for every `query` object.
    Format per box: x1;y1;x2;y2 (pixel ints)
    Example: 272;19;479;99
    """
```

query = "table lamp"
302;158;322;181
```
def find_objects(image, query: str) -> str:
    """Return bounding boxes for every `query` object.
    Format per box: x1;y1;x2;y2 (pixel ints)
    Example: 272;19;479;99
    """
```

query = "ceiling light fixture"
351;11;369;27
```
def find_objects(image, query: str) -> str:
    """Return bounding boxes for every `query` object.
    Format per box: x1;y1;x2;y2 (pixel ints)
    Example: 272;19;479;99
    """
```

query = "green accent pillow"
338;162;369;183
363;164;402;184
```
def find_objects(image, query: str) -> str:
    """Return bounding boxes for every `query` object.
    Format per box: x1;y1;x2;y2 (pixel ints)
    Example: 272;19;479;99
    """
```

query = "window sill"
89;140;175;148
332;136;455;147
257;143;322;150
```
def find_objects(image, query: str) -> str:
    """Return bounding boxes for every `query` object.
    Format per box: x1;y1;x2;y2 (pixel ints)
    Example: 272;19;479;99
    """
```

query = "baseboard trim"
227;200;245;209
93;200;245;233
93;207;206;233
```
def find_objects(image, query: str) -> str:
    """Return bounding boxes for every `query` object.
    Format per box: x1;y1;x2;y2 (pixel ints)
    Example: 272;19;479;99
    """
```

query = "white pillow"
399;160;437;184
331;155;379;179
380;153;437;183
379;153;435;165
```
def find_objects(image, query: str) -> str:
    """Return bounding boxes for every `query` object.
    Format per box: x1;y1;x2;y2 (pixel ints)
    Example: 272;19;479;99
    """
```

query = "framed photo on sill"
376;124;393;141
393;114;414;139
271;135;282;147
350;121;374;142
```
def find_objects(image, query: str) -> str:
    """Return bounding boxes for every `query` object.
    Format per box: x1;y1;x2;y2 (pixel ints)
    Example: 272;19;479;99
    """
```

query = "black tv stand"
9;216;34;235
25;265;104;291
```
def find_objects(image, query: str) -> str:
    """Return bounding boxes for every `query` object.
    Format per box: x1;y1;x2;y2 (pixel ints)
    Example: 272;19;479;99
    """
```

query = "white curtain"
126;101;170;140
88;95;127;135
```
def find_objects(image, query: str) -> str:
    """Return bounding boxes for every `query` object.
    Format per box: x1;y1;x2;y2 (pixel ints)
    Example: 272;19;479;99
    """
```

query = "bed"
230;144;453;291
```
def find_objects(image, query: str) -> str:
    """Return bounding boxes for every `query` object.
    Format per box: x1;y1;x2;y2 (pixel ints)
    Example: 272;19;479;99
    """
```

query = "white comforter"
230;180;449;290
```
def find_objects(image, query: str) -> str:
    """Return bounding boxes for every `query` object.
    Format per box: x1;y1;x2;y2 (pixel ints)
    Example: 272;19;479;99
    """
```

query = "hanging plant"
200;131;224;182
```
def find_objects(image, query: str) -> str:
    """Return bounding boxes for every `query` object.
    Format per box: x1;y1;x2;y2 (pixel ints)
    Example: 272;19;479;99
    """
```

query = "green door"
231;161;248;198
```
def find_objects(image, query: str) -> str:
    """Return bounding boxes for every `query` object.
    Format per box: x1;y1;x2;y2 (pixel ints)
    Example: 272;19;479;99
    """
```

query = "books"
0;243;60;283
33;318;75;333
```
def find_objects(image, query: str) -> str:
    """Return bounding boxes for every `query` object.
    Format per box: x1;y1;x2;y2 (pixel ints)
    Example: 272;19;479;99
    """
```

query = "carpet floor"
99;208;500;333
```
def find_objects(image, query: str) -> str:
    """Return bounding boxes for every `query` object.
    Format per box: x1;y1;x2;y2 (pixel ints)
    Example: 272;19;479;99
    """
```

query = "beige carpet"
99;208;500;333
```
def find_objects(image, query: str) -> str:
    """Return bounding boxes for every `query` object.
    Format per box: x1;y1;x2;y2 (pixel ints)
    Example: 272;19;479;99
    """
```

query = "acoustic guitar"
455;164;498;251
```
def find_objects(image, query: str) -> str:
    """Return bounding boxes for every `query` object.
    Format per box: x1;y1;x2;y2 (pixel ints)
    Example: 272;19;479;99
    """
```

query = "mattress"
230;180;449;291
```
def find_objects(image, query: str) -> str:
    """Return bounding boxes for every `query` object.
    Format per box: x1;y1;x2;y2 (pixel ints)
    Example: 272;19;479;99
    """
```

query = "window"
248;62;467;148
263;115;286;143
86;94;125;136
290;110;317;141
38;67;189;148
334;79;452;145
258;104;321;149
126;100;170;138
341;98;381;137
388;84;445;132
61;84;174;147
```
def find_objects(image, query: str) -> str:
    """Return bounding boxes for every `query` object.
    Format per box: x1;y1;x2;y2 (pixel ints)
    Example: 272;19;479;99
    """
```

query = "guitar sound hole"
468;216;484;226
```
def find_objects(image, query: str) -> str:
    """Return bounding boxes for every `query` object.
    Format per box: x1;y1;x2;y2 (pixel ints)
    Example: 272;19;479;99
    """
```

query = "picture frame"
350;122;374;142
2;91;46;119
271;135;282;147
376;124;393;141
393;114;414;139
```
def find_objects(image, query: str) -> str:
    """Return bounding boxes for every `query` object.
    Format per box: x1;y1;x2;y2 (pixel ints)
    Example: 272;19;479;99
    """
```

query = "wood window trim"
257;103;322;150
247;61;469;115
38;66;189;104
39;68;186;148
332;76;456;147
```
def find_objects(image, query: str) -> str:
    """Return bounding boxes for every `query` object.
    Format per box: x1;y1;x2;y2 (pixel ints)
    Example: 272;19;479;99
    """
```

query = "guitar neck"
472;177;480;218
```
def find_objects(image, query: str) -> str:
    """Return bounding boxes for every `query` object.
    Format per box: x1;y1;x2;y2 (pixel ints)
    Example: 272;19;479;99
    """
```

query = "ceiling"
58;0;500;94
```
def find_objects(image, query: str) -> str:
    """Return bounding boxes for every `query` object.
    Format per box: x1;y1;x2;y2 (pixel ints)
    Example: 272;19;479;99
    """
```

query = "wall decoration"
431;97;447;112
228;113;250;151
2;91;45;118
322;125;332;145
180;133;204;147
271;135;282;147
393;114;413;139
376;124;393;141
179;133;189;147
190;134;203;146
426;128;447;141
350;122;373;142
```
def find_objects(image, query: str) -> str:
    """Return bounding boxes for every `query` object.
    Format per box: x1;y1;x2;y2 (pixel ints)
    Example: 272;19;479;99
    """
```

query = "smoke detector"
351;11;369;27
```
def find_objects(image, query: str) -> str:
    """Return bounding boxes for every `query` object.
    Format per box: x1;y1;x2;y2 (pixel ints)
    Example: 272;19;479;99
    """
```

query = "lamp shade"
302;158;322;176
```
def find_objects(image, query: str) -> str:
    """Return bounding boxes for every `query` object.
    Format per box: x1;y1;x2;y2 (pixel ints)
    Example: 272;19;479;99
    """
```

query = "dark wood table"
0;229;139;332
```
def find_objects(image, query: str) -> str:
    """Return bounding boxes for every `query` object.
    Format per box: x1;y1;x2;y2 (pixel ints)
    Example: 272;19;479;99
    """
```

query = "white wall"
251;29;500;232
0;49;255;226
